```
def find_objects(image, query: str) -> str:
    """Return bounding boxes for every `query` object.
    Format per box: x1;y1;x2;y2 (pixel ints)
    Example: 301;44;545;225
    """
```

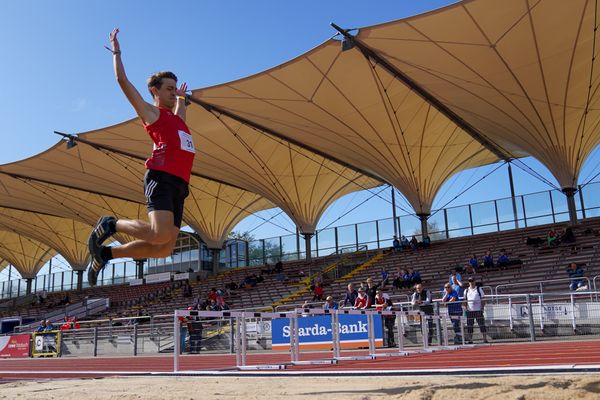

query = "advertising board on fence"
0;334;30;358
271;314;383;350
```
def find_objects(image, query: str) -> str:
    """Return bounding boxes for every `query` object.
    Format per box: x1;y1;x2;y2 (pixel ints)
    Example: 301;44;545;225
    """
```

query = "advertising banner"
0;334;30;358
272;314;383;350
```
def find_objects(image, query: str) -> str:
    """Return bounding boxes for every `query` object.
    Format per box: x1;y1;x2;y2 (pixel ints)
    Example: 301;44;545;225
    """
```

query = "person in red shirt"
374;290;386;311
87;28;195;286
354;288;371;309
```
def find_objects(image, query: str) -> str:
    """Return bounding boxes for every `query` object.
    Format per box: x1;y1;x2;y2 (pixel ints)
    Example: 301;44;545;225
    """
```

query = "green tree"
228;230;284;263
413;220;446;241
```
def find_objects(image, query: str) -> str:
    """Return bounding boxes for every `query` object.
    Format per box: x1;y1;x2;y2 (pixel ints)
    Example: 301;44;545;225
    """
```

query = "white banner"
145;272;171;284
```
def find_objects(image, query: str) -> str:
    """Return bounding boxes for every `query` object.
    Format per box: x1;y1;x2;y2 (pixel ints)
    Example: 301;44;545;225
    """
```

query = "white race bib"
178;130;195;153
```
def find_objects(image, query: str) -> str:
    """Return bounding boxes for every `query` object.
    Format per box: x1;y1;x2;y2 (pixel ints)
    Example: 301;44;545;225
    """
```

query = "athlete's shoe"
87;216;116;286
87;252;108;287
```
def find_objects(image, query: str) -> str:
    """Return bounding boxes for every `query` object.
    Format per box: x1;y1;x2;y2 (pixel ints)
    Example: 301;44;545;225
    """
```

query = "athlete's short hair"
147;71;178;96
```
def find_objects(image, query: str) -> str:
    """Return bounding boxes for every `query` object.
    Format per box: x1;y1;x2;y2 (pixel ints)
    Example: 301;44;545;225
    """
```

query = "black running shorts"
143;169;189;228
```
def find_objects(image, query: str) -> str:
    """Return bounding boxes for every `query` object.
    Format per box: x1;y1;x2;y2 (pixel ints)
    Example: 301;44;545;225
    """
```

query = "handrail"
495;277;591;296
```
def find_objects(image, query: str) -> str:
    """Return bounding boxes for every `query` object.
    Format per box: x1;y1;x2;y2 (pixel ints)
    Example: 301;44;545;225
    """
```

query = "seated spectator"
392;236;401;252
343;283;358;307
276;271;288;283
312;282;325;301
468;254;479;272
225;281;238;291
260;262;273;275
354;288;370;309
256;273;265;284
567;262;586;291
526;236;545;246
36;320;47;332
392;269;405;290
561;227;576;244
207;288;218;302
182;281;192;297
400;235;410;249
215;289;225;306
497;250;509;268
421;235;431;248
324;296;339;310
57;293;70;306
274;261;283;274
44;320;55;331
547;228;559;246
408;268;422;285
410;235;418;250
483;250;494;269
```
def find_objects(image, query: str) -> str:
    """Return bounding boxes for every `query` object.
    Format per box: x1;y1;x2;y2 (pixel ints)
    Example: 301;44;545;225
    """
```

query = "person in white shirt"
464;277;488;344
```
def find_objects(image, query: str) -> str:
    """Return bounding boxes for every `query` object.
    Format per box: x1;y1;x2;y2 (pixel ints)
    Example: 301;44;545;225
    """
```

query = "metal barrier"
495;277;592;297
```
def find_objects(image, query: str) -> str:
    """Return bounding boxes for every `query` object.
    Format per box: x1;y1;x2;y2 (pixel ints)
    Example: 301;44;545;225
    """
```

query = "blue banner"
272;314;383;350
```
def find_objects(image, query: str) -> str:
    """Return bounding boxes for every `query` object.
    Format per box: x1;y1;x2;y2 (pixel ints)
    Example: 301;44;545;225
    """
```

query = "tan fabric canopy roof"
0;230;53;279
1;0;597;278
359;0;600;189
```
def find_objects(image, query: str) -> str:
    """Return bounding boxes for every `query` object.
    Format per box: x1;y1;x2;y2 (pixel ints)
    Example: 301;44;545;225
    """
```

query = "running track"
1;340;600;379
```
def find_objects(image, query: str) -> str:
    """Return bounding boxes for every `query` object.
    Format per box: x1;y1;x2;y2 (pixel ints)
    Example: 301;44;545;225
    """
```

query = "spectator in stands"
36;320;47;332
468;254;479;273
421;235;431;248
408;268;422;285
312;282;325;301
410;236;418;250
179;310;190;353
392;269;405;290
187;318;203;354
182;280;192;297
562;227;576;244
215;289;225;307
497;249;509;269
411;283;434;345
383;298;396;348
57;293;70;306
276;270;288;283
483;250;494;269
464;277;488;344
451;275;464;297
207;288;218;302
442;283;463;344
256;273;265;284
274;260;283;274
44;320;55;331
392;236;401;252
324;296;339;310
547;228;559;246
260;262;273;275
381;268;390;289
366;277;382;305
374;290;386;311
449;270;462;285
354;287;370;309
208;299;221;311
225;281;238;291
567;262;586;291
343;283;358;307
397;235;408;250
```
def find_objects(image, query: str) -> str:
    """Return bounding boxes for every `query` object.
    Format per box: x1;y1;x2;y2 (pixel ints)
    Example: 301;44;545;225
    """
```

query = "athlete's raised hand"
109;28;121;54
176;82;188;98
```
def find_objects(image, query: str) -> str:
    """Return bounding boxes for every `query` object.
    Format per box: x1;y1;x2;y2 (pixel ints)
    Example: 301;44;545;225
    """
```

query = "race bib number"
178;130;195;153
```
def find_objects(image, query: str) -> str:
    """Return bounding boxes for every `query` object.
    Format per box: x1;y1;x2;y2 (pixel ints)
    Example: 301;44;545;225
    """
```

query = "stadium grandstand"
2;0;600;397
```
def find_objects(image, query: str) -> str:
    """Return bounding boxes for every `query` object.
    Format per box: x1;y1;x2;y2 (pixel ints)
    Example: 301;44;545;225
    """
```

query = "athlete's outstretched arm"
175;82;187;121
108;28;159;125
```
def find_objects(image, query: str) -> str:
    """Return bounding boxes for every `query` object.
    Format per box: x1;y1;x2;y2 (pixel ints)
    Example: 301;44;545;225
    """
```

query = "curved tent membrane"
0;136;278;251
0;230;54;279
192;36;502;216
78;112;382;234
359;0;600;191
0;208;91;271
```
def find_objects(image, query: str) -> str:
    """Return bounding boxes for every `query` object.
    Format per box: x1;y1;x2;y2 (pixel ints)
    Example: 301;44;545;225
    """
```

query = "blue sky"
2;1;600;279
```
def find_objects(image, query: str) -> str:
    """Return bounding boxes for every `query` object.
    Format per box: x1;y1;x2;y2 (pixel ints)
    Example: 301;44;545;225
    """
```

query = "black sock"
100;246;113;261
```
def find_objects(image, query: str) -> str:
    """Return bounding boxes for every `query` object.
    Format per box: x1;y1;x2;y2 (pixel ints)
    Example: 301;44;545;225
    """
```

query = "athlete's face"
154;78;178;109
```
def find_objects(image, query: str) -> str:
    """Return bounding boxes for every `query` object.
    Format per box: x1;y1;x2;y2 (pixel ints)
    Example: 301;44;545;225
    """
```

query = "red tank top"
144;107;195;182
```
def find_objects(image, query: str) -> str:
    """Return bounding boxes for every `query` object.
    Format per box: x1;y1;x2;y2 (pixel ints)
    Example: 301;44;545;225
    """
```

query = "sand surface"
2;375;600;399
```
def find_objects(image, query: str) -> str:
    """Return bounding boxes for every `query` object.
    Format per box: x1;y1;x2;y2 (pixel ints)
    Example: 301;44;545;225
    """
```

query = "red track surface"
1;340;600;379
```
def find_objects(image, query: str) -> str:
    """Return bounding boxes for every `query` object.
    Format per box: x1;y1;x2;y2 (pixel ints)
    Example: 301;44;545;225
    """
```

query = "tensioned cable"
510;158;560;190
429;160;508;219
245;210;287;235
320;185;389;231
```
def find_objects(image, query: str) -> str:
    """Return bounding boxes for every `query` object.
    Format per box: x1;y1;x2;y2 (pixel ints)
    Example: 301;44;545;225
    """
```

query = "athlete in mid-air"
87;28;195;286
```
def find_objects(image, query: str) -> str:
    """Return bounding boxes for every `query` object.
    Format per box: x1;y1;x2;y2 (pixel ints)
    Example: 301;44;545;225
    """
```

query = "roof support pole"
211;248;221;274
507;163;519;228
330;23;511;162
562;187;578;225
134;258;146;280
391;187;398;238
25;278;32;295
417;213;430;240
302;233;314;263
76;270;84;292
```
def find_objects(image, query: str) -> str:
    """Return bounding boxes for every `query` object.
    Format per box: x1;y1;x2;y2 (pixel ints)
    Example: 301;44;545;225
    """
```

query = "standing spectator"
354;288;370;309
274;260;283;274
561;227;576;244
178;310;190;353
35;320;47;332
547;228;559;246
451;275;464;297
400;235;410;249
449;270;462;285
373;290;386;311
312;282;325;301
411;283;434;345
182;280;192;297
483;250;494;269
497;250;509;269
442;283;463;344
383;298;396;348
44;320;55;331
366;277;381;305
324;296;339;310
567;262;586;291
464;278;488;344
343;283;358;307
381;268;390;289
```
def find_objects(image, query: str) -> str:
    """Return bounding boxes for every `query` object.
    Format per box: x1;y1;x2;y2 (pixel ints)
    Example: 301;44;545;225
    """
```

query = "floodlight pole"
391;187;398;238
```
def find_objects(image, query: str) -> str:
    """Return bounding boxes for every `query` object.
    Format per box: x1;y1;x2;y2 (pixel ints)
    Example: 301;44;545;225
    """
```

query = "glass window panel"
316;228;336;256
522;191;552;220
445;205;471;236
398;215;420;239
357;221;377;249
281;234;298;262
471;201;497;230
377;218;395;248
